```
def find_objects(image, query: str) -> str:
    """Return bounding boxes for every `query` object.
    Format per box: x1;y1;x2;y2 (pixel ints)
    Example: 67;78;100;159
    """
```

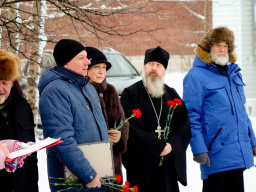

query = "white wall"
213;0;256;99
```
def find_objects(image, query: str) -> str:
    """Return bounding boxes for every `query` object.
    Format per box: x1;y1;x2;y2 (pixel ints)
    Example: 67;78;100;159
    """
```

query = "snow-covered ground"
38;72;256;191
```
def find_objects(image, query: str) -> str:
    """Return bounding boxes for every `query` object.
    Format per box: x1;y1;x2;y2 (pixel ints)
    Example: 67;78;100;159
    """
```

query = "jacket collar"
55;66;90;87
193;55;241;77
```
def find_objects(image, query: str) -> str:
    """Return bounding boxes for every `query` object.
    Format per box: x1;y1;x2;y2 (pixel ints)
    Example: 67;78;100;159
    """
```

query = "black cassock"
120;81;191;192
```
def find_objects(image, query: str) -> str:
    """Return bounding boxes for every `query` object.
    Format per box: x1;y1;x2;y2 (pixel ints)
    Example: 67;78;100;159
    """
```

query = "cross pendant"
155;125;164;139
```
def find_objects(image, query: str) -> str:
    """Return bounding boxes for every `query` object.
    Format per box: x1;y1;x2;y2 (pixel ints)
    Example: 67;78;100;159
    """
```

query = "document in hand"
65;141;114;179
5;137;63;162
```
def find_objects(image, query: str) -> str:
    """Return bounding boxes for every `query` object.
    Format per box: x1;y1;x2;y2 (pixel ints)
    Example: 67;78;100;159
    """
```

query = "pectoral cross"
155;125;164;139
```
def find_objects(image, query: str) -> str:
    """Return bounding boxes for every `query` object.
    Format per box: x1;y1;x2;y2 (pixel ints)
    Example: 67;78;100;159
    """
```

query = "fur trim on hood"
195;26;237;63
0;49;21;81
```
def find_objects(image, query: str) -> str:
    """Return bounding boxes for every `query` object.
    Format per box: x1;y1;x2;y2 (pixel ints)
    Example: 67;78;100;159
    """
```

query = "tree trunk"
27;1;42;118
7;3;19;54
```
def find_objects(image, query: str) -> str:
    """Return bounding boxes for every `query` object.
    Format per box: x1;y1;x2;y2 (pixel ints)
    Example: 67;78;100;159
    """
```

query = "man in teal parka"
183;26;256;192
39;39;108;192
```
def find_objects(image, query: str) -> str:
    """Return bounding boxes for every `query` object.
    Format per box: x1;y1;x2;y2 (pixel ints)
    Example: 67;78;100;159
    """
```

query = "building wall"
213;0;256;116
213;0;256;96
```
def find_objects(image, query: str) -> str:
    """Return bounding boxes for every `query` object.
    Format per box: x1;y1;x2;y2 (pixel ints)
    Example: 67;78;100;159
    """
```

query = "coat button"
221;142;224;146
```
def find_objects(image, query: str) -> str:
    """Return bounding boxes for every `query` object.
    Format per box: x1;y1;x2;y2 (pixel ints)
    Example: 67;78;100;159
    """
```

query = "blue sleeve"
183;72;208;155
39;85;96;184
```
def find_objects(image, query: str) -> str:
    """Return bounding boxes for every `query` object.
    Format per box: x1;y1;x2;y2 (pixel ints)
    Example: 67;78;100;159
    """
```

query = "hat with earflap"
0;49;21;81
195;26;237;63
85;47;112;71
198;26;235;54
144;46;170;69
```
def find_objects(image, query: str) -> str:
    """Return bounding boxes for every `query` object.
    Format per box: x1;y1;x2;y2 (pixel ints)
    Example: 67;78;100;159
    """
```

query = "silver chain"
143;82;163;127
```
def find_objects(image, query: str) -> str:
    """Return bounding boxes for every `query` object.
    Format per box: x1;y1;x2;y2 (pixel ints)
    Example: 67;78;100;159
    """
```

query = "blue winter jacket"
38;66;108;190
183;55;256;180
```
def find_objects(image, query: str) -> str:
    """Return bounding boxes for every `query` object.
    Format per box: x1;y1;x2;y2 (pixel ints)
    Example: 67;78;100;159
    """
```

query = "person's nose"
151;64;157;70
84;57;91;65
219;46;226;53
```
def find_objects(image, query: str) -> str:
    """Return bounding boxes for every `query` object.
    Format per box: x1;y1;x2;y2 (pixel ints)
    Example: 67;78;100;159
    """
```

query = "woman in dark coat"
0;49;38;192
86;47;129;182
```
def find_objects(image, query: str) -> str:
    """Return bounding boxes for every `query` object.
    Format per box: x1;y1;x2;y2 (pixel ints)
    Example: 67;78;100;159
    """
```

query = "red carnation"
132;185;138;192
168;100;176;107
115;174;122;184
173;98;182;105
132;109;142;118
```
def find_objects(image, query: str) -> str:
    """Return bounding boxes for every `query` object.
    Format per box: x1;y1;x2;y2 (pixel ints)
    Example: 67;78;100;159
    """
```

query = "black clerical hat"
144;46;170;69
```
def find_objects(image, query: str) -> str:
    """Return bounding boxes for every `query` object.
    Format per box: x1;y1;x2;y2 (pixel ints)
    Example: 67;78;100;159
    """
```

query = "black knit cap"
144;46;170;69
53;39;85;67
85;47;112;71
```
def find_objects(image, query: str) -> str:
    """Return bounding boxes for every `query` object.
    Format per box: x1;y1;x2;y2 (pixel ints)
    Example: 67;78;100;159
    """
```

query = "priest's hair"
141;68;165;98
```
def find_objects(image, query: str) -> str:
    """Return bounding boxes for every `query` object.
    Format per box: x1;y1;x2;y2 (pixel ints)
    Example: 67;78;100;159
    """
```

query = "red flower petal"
125;181;130;187
173;98;182;105
116;175;122;184
168;100;175;107
133;185;138;192
132;109;142;118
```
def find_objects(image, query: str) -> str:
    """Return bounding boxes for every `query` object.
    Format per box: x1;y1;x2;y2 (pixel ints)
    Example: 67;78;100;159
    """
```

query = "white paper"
8;137;60;159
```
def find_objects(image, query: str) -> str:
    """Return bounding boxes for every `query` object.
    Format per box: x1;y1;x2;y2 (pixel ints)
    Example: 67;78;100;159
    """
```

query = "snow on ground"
38;72;256;192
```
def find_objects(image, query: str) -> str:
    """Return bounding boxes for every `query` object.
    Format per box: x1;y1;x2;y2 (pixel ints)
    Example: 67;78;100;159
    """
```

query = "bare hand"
108;129;121;143
0;143;9;157
160;143;172;156
86;174;101;188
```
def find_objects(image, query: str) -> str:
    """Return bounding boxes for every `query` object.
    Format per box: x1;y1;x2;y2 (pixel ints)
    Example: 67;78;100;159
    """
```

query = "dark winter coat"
183;46;256;180
121;80;191;192
0;81;38;192
91;78;129;178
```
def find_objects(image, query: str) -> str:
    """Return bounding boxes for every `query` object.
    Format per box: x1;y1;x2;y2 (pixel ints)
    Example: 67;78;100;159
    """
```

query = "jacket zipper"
236;87;245;110
208;128;223;151
225;88;234;115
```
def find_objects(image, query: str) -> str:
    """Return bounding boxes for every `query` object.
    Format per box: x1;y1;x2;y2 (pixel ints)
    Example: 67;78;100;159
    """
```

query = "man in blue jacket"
38;39;108;192
183;26;256;192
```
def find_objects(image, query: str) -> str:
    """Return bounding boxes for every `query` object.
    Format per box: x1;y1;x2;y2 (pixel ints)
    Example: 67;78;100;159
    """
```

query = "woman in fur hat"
183;26;256;192
0;49;38;191
86;47;129;187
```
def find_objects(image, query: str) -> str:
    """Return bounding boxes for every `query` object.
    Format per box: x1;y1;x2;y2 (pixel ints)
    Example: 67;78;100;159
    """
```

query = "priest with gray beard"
120;46;191;192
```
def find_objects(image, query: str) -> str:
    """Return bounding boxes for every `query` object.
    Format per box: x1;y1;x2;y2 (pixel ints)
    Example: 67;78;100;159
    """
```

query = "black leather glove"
193;153;211;167
252;146;256;156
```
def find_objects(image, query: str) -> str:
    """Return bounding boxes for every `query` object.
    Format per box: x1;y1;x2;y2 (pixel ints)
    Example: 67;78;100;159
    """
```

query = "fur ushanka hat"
195;26;237;63
0;49;21;81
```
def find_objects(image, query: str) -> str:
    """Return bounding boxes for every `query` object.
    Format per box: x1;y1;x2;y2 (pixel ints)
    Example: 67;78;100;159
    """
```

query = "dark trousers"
203;169;244;192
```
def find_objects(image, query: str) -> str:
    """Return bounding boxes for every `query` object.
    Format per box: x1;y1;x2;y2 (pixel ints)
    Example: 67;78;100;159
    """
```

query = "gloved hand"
252;146;256;156
5;141;35;172
108;129;121;144
193;153;211;167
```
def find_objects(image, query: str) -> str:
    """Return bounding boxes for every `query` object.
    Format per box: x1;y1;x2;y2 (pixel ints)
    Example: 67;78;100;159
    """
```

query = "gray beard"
211;50;229;66
141;68;165;98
